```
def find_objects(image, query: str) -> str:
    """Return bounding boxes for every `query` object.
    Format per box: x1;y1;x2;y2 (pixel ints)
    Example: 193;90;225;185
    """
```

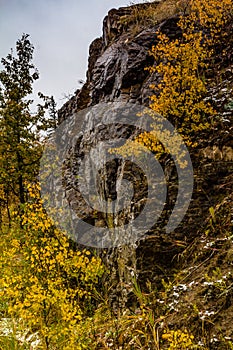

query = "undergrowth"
1;191;232;349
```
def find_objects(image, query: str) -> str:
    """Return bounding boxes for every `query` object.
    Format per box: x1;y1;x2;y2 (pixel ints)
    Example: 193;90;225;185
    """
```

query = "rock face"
58;2;182;122
56;2;233;311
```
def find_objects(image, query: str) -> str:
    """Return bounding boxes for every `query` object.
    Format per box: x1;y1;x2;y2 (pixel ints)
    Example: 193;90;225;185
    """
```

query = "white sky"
0;0;144;108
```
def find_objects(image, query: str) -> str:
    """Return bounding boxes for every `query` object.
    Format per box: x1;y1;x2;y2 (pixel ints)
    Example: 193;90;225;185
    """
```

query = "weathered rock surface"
56;2;233;311
58;2;182;122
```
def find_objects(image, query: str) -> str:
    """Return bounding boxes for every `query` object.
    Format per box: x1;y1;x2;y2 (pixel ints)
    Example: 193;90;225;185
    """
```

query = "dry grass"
119;0;191;33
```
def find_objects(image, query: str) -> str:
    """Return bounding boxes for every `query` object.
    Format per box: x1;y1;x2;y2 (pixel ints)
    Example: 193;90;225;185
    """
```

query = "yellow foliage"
147;0;232;148
111;0;233;163
0;183;104;349
132;0;231;159
162;329;195;349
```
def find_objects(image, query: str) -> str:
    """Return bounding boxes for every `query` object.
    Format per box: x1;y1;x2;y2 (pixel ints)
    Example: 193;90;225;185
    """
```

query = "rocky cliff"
56;0;233;319
58;1;183;121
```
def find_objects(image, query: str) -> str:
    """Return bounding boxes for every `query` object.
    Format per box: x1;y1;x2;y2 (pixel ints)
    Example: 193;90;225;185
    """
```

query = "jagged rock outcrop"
58;2;182;122
56;1;233;312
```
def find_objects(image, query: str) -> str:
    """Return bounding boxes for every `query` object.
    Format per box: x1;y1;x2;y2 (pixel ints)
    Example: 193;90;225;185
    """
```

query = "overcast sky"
0;0;143;108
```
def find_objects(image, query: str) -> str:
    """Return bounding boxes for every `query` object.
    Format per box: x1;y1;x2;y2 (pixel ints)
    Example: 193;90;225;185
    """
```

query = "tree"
111;0;232;164
0;34;55;208
0;183;104;349
147;0;232;147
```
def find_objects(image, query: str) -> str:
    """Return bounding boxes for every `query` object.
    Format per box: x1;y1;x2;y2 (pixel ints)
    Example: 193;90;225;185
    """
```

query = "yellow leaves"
109;138;149;158
23;300;31;307
162;329;195;349
146;0;231;148
0;184;6;201
0;182;105;348
179;0;232;50
114;0;232;163
11;238;20;248
135;131;161;153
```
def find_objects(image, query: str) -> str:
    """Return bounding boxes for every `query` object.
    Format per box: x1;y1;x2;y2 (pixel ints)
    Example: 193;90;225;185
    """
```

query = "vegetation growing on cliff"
0;0;232;349
115;0;232;157
148;0;231;142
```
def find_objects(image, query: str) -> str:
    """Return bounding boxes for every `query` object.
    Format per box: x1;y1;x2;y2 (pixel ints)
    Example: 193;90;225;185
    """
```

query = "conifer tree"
0;34;55;206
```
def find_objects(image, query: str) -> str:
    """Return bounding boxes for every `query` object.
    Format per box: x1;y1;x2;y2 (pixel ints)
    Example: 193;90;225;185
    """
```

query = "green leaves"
0;34;57;206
